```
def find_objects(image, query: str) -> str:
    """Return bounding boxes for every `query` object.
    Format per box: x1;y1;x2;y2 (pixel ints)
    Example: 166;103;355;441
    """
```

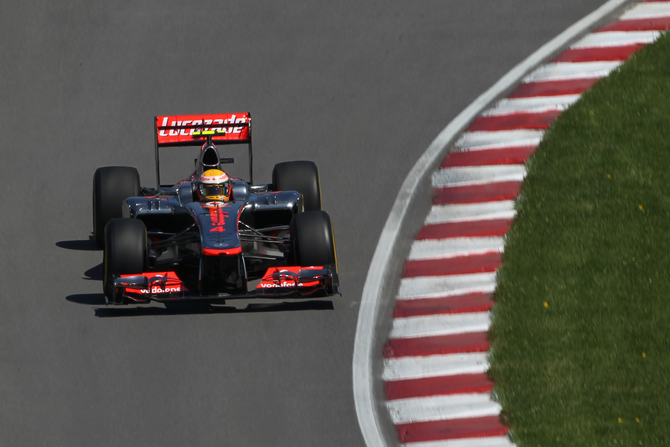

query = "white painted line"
409;237;505;261
572;30;660;48
482;94;580;116
398;273;497;300
522;60;622;83
390;312;491;340
353;1;631;445
387;393;501;425
402;436;516;447
620;2;670;21
425;201;516;225
456;129;544;151
433;165;527;188
382;352;489;381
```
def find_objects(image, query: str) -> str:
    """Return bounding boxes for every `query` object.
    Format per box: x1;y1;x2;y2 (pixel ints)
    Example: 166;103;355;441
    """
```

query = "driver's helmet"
197;169;231;202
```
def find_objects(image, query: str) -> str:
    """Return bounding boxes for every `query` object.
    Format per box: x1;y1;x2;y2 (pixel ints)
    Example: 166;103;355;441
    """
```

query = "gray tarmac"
0;1;609;445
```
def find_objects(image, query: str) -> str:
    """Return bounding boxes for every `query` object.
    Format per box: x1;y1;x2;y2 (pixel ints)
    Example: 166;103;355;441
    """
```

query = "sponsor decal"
255;267;324;290
204;201;227;208
259;282;303;288
139;285;182;294
260;269;295;288
200;171;229;183
157;115;248;137
122;272;183;295
208;205;229;232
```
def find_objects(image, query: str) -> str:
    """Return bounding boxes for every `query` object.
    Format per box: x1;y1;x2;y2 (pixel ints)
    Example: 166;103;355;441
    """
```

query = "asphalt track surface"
0;1;608;445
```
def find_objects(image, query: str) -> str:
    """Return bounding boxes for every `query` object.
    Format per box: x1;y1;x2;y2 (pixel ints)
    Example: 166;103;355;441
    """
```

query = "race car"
92;113;339;305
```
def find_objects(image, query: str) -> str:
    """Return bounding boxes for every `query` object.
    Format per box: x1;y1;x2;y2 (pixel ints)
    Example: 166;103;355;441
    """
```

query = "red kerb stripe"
597;17;670;32
509;78;599;98
468;110;561;132
403;253;502;278
433;181;522;205
393;292;493;318
554;45;644;62
385;373;494;401
396;416;508;443
383;332;490;358
417;219;513;240
441;146;536;168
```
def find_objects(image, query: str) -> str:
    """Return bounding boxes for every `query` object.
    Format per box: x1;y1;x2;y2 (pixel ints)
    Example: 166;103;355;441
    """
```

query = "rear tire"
272;161;321;211
104;218;147;303
93;166;141;248
290;210;337;271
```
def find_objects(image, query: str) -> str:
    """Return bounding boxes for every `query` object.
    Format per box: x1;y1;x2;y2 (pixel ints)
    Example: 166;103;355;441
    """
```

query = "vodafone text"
140;286;182;294
259;282;303;289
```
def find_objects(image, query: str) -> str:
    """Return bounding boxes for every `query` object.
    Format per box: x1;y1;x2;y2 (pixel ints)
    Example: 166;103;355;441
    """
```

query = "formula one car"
92;113;339;305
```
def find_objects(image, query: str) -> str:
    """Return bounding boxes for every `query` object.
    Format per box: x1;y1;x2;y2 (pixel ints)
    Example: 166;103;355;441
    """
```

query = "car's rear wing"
153;113;253;187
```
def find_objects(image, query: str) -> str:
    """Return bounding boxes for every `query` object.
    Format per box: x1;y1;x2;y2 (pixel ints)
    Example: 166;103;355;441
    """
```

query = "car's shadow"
82;263;103;281
66;293;108;306
56;237;103;281
56;236;99;251
66;293;334;318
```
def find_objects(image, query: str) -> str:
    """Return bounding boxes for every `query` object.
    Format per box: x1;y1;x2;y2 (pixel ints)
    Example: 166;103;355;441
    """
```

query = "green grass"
489;32;670;446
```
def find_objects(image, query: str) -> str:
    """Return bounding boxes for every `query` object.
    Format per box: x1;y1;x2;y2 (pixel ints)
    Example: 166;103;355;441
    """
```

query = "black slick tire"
290;210;337;271
272;161;321;211
103;218;147;303
93;166;141;248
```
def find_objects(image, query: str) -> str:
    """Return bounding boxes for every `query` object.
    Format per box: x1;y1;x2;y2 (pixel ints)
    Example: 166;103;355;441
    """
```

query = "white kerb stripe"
425;201;516;225
398;272;497;300
390;312;491;340
620;2;670;21
387;393;501;425
383;352;489;381
409;237;505;261
522;61;622;83
572;31;661;48
456;129;544;151
482;94;580;116
433;165;526;188
402;436;516;447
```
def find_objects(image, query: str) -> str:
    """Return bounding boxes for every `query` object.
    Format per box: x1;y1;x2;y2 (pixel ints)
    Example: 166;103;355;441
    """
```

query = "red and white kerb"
381;2;670;446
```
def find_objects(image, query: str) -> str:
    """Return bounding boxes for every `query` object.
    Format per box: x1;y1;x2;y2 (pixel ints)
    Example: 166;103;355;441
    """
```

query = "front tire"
104;218;147;303
272;161;321;211
290;210;337;272
93;166;141;248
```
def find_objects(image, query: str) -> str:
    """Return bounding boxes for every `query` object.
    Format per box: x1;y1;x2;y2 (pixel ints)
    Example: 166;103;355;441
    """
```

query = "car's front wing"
109;266;339;305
